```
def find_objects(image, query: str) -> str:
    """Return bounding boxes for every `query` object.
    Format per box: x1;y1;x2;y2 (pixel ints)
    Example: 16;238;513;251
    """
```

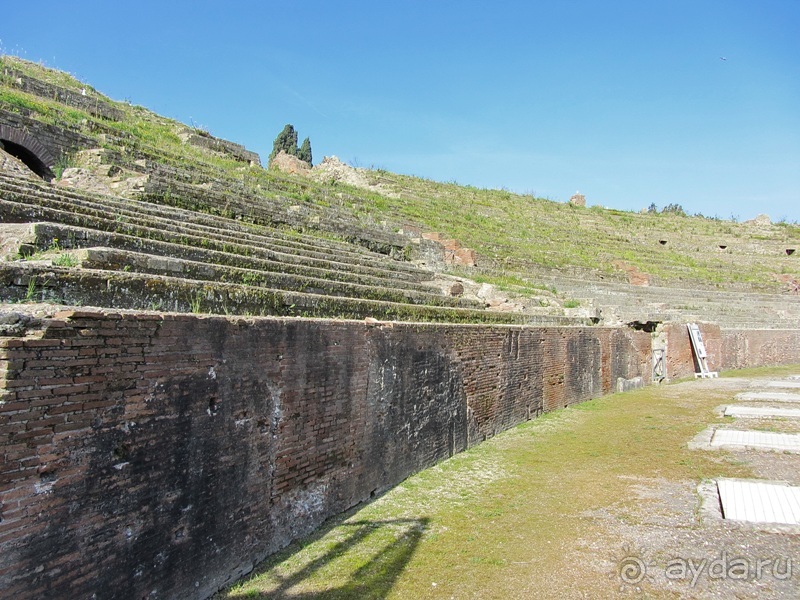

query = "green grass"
218;366;800;599
337;169;800;291
52;253;78;267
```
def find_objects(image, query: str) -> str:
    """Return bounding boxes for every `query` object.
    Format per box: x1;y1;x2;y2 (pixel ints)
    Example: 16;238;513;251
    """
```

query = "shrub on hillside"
269;125;312;166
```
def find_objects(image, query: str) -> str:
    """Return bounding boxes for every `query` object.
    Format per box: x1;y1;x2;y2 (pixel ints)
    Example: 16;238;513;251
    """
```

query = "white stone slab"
766;381;800;389
735;391;800;403
724;405;800;419
717;479;800;525
711;429;800;453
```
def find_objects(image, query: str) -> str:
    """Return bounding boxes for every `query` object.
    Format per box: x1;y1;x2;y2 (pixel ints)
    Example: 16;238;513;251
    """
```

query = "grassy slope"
3;55;800;293
347;170;800;291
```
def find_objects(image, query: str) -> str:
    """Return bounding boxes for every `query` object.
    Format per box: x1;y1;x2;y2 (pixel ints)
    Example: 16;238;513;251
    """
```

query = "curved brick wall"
0;311;651;599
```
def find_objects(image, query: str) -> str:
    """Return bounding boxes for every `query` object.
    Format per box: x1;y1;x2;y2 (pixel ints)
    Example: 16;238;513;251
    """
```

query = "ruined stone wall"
182;132;261;166
719;329;800;371
663;323;800;379
662;322;722;379
1;66;124;121
0;311;650;600
0;109;96;165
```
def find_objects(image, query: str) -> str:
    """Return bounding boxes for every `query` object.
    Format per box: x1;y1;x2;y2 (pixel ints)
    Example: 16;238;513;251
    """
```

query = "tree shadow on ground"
226;516;429;599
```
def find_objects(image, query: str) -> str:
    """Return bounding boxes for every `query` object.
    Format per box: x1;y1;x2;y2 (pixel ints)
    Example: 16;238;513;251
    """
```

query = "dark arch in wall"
0;125;56;181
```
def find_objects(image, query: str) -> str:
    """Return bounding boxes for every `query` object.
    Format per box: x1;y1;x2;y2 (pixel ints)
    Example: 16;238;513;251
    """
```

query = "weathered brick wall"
0;109;96;166
0;311;650;599
663;324;800;378
663;322;722;379
719;329;800;370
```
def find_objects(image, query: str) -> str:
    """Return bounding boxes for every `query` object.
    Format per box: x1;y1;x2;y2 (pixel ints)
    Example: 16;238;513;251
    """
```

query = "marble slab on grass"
717;479;800;525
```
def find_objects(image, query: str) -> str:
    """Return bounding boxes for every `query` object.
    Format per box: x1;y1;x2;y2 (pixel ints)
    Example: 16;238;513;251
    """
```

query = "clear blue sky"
3;1;799;221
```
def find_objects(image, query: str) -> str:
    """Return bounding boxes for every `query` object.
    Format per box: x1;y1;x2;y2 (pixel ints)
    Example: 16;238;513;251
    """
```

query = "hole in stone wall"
39;471;56;483
113;443;130;461
787;249;796;256
719;245;727;250
0;139;54;181
34;471;56;495
659;240;668;245
627;320;660;333
208;398;219;416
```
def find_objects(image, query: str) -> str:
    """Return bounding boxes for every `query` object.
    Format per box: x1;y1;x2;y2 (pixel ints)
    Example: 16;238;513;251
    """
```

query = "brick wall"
0;311;649;599
0;109;96;166
719;329;800;370
663;322;722;378
663;324;800;378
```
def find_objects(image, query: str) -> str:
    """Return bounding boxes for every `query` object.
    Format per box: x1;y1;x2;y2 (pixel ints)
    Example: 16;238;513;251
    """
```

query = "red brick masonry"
0;311;796;599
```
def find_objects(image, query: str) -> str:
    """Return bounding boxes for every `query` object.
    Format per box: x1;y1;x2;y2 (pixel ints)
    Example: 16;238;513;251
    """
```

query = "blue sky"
3;1;799;221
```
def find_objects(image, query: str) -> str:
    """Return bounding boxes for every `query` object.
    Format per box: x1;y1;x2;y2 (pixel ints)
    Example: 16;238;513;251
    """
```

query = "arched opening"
0;125;56;181
0;139;55;181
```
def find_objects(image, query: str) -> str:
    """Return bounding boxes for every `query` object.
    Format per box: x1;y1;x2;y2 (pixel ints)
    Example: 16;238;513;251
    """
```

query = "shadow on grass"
226;517;429;599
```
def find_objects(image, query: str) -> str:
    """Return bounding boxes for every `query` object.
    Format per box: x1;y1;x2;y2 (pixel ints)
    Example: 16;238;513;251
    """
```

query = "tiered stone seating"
0;170;587;325
540;275;800;329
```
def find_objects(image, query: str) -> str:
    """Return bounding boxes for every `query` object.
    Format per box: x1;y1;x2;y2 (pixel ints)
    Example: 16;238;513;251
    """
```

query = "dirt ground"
565;375;800;599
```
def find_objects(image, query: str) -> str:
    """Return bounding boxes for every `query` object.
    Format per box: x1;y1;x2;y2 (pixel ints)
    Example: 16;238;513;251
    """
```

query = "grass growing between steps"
219;365;800;599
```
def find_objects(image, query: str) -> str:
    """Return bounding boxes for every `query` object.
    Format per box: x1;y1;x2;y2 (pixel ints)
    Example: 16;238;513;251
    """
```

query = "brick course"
5;311;796;599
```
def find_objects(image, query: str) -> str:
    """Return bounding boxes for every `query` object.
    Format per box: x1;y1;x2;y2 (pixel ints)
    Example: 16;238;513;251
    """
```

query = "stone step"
541;276;800;316
600;303;800;322
68;246;483;309
607;306;800;329
126;152;411;246
0;173;426;279
4;221;442;296
1;165;403;264
545;275;790;302
14;170;394;262
0;196;430;287
139;173;410;258
0;262;590;326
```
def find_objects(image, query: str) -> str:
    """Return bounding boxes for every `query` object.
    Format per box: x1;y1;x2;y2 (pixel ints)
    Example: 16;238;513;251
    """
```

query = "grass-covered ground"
218;366;800;599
